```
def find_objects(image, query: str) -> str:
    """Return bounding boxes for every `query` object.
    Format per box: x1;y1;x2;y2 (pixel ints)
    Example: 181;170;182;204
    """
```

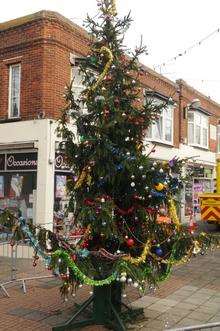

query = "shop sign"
6;153;37;171
0;154;5;171
193;166;204;177
55;153;71;171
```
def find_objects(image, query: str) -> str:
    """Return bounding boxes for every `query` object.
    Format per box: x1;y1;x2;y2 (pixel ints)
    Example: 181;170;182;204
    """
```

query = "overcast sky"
1;0;220;103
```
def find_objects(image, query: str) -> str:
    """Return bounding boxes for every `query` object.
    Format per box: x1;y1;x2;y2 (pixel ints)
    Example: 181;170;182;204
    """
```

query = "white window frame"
188;111;209;149
70;65;88;115
71;65;85;99
147;99;174;145
8;63;21;119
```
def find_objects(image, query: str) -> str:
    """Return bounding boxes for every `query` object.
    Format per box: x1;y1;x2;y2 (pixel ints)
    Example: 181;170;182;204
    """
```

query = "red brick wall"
0;14;90;122
0;11;219;154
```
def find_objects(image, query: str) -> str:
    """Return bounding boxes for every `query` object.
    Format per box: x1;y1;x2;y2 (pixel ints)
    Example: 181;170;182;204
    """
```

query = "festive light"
154;27;220;72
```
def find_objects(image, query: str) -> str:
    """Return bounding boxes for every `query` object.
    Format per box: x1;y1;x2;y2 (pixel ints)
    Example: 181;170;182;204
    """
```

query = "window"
71;66;84;100
188;111;208;148
8;64;21;118
71;66;87;114
147;100;174;144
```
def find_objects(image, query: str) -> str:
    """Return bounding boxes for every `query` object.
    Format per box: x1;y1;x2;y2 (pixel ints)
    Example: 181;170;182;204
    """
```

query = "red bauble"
84;198;94;206
81;241;89;248
126;238;135;247
71;254;76;261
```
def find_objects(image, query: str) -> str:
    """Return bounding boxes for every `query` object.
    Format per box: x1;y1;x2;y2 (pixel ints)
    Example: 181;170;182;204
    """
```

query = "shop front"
185;164;214;220
54;152;74;233
0;152;37;222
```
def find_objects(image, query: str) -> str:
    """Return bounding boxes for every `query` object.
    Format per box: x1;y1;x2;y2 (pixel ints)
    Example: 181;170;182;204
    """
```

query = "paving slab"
0;244;220;331
187;310;215;322
147;302;171;313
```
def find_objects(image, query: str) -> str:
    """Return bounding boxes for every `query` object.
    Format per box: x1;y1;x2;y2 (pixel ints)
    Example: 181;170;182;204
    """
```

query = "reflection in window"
188;111;208;148
147;100;173;144
9;64;21;118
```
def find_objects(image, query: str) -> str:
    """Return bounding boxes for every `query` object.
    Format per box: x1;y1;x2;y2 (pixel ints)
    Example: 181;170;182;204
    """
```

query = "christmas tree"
58;0;209;291
0;0;219;329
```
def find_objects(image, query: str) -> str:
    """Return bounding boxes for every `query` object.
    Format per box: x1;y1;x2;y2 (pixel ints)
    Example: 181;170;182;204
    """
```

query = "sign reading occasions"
6;153;38;171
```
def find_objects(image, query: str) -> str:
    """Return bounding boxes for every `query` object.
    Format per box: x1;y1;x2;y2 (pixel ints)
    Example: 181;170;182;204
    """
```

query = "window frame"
70;65;88;115
146;98;174;145
8;63;21;119
187;110;209;149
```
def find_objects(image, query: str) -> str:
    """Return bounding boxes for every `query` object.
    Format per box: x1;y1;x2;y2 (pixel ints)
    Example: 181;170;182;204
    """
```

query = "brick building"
0;10;219;227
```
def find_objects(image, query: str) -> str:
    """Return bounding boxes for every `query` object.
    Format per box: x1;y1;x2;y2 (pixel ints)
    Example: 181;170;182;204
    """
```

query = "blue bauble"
155;247;163;256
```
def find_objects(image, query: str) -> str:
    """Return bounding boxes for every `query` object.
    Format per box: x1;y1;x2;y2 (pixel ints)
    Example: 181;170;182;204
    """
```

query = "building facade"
0;11;219;228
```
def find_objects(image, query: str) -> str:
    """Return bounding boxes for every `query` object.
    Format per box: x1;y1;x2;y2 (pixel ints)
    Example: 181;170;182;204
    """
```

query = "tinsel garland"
75;166;92;189
52;250;117;286
108;0;117;16
99;0;117;17
88;46;113;94
123;240;151;265
168;198;181;229
18;218;51;265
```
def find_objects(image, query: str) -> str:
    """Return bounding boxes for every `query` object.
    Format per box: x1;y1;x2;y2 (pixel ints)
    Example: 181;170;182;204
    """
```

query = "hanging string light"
153;27;220;72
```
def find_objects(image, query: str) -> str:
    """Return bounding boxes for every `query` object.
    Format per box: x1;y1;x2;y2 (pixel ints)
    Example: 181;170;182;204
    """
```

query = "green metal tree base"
52;282;143;331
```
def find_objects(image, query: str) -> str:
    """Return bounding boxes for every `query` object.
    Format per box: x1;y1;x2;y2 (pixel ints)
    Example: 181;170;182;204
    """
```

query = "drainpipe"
216;158;220;194
177;80;183;143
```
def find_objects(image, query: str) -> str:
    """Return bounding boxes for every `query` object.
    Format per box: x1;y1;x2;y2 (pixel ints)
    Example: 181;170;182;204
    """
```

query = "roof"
1;10;220;109
177;79;220;110
0;10;88;39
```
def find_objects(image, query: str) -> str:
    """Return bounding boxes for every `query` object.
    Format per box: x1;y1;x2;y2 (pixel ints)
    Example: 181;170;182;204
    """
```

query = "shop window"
0;172;37;221
54;173;73;234
188;111;208;148
8;64;21;118
147;99;174;144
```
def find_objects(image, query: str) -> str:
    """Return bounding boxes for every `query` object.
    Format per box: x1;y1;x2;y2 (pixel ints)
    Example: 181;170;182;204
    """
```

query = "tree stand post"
52;282;128;331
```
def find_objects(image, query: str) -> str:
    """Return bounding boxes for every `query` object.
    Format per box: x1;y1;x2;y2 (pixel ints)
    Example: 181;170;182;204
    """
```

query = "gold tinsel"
108;0;117;16
168;198;181;229
123;240;151;265
74;166;92;189
88;46;113;94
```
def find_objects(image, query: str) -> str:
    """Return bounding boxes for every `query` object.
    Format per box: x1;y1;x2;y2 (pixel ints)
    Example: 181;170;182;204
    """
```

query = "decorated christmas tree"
0;0;219;330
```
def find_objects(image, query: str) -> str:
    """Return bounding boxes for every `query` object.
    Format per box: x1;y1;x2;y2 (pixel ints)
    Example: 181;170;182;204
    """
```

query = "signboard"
55;153;71;171
193;182;204;210
193;166;204;177
6;153;37;171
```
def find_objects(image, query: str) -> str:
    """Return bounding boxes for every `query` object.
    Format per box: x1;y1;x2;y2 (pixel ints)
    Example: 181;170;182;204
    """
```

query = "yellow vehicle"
199;158;220;224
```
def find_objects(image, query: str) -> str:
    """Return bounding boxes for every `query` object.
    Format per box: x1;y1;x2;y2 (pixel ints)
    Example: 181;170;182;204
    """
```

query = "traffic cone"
188;210;197;234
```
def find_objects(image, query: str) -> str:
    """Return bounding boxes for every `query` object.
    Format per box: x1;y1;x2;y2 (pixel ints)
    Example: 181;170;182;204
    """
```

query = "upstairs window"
147;99;174;144
188;111;208;148
71;66;85;100
8;64;21;118
71;65;87;114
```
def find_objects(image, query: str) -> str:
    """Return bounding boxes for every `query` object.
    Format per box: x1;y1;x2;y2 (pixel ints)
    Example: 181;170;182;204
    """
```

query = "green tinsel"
53;250;117;286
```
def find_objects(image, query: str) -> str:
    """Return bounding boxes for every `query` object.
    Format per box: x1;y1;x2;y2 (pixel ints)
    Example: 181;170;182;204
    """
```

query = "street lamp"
183;98;201;119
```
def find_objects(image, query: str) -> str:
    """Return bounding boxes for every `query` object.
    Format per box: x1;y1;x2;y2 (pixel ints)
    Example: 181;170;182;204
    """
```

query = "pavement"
0;223;220;331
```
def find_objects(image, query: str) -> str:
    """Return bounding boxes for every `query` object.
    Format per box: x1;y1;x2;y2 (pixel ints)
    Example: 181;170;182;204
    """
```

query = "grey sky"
2;0;220;103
